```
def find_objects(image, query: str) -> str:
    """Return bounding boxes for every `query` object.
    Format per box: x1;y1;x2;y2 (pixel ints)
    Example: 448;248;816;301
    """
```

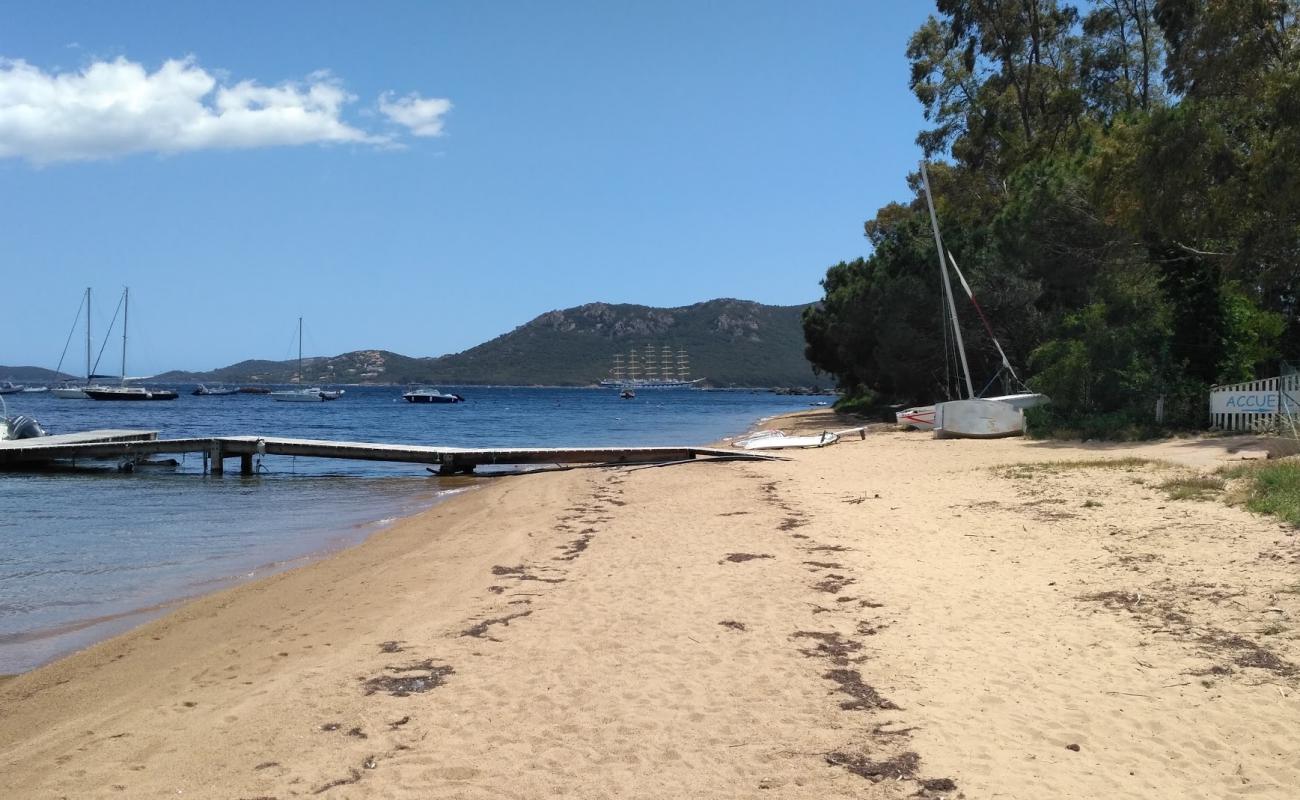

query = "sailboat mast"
298;316;303;384
121;287;129;385
919;161;973;399
85;287;92;382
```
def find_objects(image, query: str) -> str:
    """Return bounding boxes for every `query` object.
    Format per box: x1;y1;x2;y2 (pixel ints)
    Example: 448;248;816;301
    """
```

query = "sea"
0;385;819;673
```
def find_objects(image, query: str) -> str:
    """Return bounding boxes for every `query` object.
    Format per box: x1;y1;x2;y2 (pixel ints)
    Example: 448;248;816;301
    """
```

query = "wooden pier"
0;430;773;475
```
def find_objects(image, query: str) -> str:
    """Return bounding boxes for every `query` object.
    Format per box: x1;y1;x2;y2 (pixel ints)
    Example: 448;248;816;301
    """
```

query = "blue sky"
1;1;932;374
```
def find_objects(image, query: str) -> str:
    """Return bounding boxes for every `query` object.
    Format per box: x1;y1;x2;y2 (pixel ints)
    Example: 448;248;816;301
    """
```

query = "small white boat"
52;386;91;399
271;387;344;402
21;386;49;393
896;405;937;431
732;429;840;450
402;387;463;404
0;382;24;395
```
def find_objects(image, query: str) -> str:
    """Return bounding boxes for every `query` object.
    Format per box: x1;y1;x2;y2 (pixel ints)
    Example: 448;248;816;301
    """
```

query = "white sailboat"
270;318;343;402
897;162;1047;438
52;287;96;399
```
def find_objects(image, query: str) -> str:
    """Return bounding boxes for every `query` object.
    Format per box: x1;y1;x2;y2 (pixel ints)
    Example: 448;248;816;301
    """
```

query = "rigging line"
53;291;88;377
946;251;1021;384
978;368;1004;399
91;290;125;379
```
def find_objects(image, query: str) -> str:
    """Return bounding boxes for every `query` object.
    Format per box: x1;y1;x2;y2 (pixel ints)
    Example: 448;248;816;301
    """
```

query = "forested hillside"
804;0;1299;433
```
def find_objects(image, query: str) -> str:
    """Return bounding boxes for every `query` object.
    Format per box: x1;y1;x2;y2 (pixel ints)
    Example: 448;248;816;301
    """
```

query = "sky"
0;1;933;374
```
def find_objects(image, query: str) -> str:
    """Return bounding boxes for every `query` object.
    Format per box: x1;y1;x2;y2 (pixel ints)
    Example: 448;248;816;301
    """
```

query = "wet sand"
1;411;1297;798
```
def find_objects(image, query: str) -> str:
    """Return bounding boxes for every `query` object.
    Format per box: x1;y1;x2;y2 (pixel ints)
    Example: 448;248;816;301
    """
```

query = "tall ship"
599;345;705;389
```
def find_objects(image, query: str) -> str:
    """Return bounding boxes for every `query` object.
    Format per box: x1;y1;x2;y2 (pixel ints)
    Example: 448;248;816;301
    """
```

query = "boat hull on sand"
934;398;1024;439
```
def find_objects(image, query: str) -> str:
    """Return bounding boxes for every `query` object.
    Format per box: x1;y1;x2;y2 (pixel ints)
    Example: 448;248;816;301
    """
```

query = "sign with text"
1210;391;1278;414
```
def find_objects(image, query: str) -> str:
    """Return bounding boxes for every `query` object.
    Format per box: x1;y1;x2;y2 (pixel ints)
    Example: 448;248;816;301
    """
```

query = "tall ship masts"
599;344;705;389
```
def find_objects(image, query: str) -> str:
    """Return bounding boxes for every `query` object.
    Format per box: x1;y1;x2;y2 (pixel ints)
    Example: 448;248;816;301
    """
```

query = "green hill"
418;299;820;387
0;366;76;382
151;298;824;387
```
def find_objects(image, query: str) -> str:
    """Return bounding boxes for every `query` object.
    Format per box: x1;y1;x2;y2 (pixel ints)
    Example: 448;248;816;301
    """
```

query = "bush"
833;389;888;418
1025;405;1167;441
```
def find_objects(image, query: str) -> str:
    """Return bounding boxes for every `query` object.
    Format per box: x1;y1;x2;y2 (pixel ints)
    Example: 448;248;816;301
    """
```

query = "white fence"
1208;375;1300;431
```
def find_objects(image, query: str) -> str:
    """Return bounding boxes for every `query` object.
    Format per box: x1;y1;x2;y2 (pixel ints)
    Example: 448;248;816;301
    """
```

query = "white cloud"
379;92;453;137
0;56;449;164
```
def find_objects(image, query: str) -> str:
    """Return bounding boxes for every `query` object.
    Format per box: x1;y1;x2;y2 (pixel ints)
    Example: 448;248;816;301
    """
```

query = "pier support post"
209;443;224;475
240;454;254;475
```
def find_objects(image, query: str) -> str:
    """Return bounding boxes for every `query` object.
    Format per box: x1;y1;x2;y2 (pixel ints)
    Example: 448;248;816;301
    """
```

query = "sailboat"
53;287;97;399
896;162;1047;438
270;318;344;402
84;288;179;401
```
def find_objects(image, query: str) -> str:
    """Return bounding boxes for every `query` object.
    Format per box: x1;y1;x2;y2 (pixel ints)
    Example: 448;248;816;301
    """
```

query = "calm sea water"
0;386;816;672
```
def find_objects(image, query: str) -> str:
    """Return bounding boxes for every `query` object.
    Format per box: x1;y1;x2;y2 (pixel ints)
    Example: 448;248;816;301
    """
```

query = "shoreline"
1;406;781;677
0;477;459;675
3;412;1297;798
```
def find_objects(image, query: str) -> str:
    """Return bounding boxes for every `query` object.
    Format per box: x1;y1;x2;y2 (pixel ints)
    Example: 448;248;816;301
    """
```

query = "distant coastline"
4;297;825;389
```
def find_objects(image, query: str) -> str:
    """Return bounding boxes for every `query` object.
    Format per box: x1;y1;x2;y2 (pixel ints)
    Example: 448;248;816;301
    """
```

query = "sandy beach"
2;411;1298;799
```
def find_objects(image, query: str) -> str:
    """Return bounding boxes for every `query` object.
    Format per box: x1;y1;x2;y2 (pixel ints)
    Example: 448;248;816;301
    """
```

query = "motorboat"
402;387;463;403
0;395;46;440
619;388;635;399
271;387;344;402
0;382;24;394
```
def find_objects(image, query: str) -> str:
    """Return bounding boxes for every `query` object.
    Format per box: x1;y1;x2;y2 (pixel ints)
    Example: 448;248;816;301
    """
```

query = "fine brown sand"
2;412;1298;798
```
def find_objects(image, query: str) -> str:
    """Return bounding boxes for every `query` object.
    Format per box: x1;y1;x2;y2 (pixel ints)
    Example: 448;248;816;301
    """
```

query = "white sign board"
1210;391;1278;415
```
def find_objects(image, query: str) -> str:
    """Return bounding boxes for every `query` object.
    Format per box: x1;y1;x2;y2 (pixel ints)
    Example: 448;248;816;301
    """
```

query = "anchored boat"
84;288;178;401
270;318;344;402
402;387;464;404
